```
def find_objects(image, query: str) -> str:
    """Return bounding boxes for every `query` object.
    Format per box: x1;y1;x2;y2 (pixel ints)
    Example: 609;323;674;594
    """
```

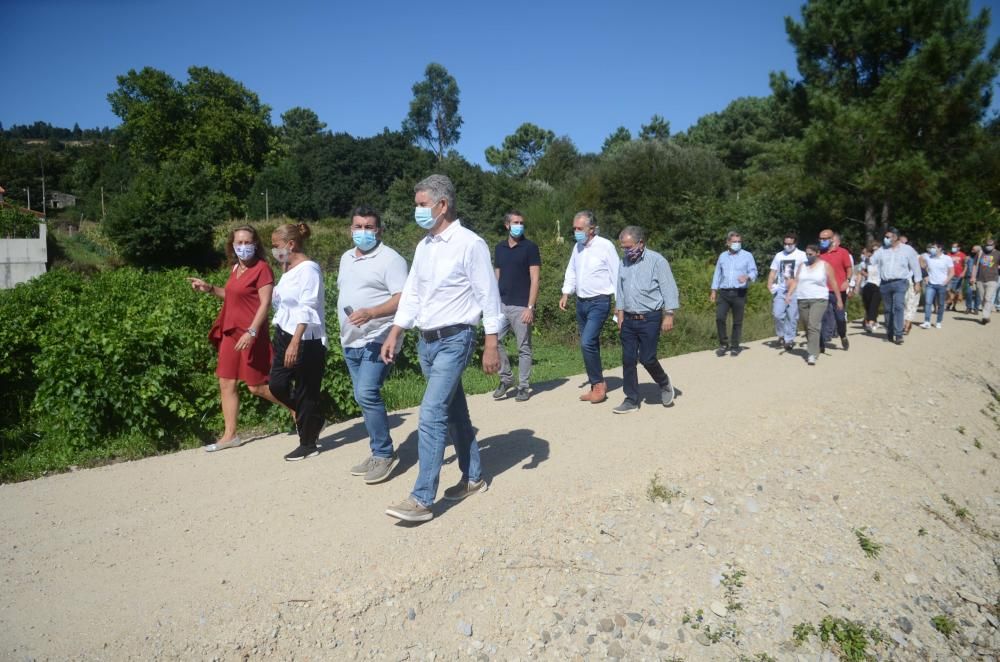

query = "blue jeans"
821;291;847;343
924;284;947;323
343;342;394;458
772;289;798;343
576;295;611;385
965;278;979;311
880;279;908;340
411;327;480;508
620;312;669;404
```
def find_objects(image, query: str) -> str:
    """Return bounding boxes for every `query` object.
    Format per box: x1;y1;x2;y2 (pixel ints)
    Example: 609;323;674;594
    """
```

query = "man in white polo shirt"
337;205;409;484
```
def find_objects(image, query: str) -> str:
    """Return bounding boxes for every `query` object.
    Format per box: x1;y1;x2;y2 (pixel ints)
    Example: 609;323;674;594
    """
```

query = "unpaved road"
2;313;999;661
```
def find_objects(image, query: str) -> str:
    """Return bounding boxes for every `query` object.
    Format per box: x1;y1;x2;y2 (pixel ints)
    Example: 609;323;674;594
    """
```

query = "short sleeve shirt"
337;243;409;348
494;237;541;307
221;259;274;334
769;249;807;290
977;251;1000;282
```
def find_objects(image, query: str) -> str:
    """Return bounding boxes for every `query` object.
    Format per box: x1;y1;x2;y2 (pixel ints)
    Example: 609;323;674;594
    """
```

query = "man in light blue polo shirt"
710;231;757;356
337;205;409;484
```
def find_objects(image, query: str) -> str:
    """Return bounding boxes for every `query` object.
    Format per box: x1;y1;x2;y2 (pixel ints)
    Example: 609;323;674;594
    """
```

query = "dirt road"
2;313;998;660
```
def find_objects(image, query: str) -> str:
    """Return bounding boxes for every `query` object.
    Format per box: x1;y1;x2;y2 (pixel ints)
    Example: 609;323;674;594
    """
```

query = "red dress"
215;260;274;385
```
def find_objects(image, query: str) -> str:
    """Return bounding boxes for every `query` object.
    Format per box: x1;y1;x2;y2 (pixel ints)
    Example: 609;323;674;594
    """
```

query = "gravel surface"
2;313;998;661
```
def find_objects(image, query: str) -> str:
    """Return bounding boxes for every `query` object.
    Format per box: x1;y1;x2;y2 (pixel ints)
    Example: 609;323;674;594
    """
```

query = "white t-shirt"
337;243;408;349
769;248;807;291
272;260;327;346
924;253;952;286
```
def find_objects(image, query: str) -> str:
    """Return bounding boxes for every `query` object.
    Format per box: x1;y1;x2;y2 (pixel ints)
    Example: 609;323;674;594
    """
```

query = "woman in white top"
786;244;842;365
269;223;328;461
919;242;954;328
858;241;883;333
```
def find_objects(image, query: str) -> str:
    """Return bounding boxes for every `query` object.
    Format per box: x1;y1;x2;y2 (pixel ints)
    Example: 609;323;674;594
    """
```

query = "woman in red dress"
188;226;289;451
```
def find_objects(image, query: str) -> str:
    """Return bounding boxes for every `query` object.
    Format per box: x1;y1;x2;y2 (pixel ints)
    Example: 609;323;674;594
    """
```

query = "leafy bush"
0;205;41;238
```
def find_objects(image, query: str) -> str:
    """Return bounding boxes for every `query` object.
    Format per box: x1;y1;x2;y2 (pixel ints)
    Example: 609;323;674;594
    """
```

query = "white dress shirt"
393;220;502;334
272;260;327;346
561;235;619;298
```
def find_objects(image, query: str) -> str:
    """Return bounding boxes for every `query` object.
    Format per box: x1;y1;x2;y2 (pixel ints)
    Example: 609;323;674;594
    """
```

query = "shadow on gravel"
523;377;569;394
318;413;411;454
576;376;624;392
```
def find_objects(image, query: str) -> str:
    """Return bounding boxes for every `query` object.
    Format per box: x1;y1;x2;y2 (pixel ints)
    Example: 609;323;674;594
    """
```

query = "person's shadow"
391;427;550;524
317;413;410;453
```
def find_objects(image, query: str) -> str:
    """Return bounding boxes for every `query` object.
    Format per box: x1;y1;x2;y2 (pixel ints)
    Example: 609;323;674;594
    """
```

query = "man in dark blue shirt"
493;211;541;401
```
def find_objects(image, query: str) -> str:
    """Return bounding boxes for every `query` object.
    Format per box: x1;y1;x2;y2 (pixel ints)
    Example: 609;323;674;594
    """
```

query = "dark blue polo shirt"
494;237;541;307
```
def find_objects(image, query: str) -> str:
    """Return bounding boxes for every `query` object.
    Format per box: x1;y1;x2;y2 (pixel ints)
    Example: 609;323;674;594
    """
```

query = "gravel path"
2;313;999;660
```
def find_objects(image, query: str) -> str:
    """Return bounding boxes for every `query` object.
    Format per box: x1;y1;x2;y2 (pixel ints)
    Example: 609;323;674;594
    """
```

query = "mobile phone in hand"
344;306;354;316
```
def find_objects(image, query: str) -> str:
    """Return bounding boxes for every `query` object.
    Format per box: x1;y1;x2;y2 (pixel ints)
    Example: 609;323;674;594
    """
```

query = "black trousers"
862;283;882;323
716;288;747;348
270;327;326;447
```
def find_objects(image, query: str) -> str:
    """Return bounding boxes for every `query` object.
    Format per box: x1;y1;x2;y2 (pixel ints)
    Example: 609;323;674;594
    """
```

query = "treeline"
2;0;999;267
1;121;112;141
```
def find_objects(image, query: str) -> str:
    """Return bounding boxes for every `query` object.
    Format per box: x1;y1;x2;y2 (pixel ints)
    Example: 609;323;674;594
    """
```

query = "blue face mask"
883;237;893;247
730;242;741;252
574;230;588;244
509;225;524;238
783;245;795;254
819;239;831;251
414;205;438;230
928;247;938;257
352;230;378;252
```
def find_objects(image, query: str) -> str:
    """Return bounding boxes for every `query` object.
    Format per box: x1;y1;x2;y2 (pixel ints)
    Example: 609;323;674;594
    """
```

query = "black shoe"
784;342;795;351
730;346;742;357
820;343;827;354
894;338;904;346
284;444;318;461
982;318;991;325
716;346;728;357
841;336;850;351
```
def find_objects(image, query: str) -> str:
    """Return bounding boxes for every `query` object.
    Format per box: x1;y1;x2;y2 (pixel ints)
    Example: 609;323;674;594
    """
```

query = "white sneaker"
935;323;942;329
807;355;816;365
919;322;931;329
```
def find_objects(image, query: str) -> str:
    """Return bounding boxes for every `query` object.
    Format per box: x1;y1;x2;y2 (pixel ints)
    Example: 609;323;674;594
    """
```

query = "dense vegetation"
0;0;997;479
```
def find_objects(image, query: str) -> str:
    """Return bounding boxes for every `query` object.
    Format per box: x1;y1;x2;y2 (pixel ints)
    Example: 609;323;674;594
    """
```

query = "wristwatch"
246;327;257;338
527;305;535;310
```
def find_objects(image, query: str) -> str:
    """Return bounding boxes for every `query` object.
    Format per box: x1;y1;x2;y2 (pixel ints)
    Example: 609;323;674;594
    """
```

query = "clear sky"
3;0;999;166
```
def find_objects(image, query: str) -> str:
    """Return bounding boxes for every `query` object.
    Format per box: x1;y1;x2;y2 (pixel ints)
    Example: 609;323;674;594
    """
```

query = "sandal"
205;435;244;452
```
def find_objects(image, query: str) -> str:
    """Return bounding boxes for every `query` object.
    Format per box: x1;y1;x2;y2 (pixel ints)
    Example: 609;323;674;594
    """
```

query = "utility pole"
100;186;106;220
261;188;270;222
39;153;46;218
24;187;30;211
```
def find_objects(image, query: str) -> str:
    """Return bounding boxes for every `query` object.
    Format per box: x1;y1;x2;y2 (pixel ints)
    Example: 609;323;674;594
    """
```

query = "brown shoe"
579;384;596;401
589;381;608;404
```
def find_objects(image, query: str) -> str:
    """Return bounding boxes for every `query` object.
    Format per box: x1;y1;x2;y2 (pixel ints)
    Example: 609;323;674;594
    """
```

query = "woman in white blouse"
269;223;328;461
786;244;842;366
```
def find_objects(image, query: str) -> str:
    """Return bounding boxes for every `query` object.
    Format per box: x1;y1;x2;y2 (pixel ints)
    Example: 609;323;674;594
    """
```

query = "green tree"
601;126;632;154
772;0;1000;240
533;136;582;186
108;66;274;215
103;161;224;267
402;63;463;160
639;114;671;142
484;122;556;177
279;106;326;151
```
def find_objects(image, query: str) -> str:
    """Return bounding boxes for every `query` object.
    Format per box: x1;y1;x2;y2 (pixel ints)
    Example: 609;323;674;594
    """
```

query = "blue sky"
3;0;999;166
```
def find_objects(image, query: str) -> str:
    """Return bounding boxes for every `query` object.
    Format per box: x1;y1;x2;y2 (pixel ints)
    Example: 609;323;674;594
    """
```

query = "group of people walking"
716;227;1000;367
190;172;998;523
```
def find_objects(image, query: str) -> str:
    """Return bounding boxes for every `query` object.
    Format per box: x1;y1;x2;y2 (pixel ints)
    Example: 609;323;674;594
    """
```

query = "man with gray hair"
380;174;502;522
559;210;620;404
710;231;757;356
613;226;679;414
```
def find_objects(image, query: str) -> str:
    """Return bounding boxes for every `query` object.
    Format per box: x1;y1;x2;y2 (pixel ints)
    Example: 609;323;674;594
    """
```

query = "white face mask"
271;246;291;263
234;244;256;261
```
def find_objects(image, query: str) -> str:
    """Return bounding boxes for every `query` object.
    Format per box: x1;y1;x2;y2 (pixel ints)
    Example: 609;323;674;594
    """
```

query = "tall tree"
402;63;463;160
601;126;632;154
639;114;671;142
280;107;326;151
484;122;555;177
772;0;1000;239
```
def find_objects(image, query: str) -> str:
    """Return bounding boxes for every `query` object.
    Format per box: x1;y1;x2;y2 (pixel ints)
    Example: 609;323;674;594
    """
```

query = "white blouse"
272;260;327;346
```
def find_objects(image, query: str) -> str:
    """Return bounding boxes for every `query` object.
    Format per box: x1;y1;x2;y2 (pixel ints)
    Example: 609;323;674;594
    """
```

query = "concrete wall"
0;223;47;289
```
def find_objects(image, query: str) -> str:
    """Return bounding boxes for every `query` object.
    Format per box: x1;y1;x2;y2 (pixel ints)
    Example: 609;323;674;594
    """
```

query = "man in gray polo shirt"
337;205;409;483
613;225;679;414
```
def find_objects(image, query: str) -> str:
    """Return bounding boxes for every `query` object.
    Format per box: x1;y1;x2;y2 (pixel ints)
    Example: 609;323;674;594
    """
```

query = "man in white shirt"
767;232;807;351
559;210;619;404
919;242;954;329
380;175;502;523
337;205;409;484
